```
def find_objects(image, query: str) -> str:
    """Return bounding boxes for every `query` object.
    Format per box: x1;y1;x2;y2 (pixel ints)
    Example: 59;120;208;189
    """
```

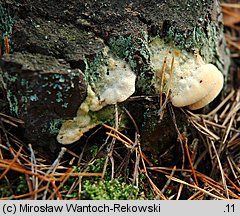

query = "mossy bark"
0;0;229;158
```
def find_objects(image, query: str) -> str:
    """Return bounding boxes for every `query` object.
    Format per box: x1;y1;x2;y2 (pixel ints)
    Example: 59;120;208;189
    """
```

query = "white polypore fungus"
95;55;136;109
57;48;136;144
149;37;224;110
185;64;223;110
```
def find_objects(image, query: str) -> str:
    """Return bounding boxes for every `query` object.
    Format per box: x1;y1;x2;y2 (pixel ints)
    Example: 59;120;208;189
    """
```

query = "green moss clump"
0;180;12;198
80;179;140;200
61;144;153;200
0;174;28;198
79;158;150;200
17;175;28;194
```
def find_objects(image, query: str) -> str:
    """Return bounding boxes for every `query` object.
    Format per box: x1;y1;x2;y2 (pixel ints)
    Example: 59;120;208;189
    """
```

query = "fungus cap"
57;118;99;144
187;66;224;110
171;64;224;109
57;120;83;144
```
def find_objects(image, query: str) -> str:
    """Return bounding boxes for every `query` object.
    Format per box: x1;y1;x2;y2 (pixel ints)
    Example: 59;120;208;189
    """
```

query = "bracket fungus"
57;37;224;144
57;47;136;144
178;64;224;110
149;38;224;110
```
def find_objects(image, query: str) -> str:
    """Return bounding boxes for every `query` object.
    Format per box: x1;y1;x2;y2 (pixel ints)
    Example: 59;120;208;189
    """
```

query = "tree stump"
0;0;230;159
